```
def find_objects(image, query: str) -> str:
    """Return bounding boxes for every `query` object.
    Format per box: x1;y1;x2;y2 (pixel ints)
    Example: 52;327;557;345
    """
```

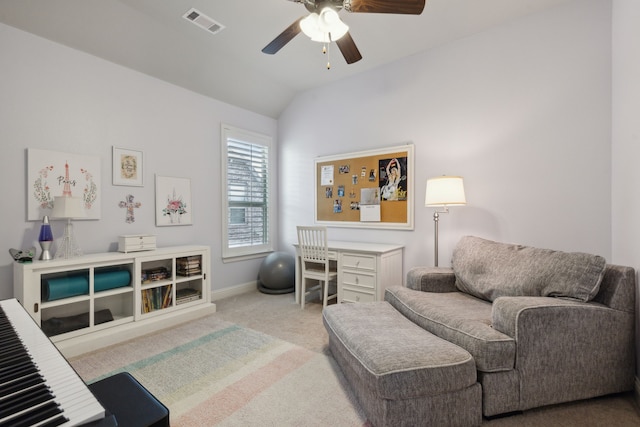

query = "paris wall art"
27;148;101;220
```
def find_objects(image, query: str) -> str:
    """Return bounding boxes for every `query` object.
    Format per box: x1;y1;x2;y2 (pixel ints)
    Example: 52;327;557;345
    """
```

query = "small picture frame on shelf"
112;147;143;187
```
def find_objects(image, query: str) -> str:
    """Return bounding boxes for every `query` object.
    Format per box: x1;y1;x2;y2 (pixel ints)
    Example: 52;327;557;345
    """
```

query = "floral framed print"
113;147;143;186
155;175;192;226
27;148;101;220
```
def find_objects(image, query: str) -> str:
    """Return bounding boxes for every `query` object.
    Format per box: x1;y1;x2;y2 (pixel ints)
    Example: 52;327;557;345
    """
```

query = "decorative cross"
119;194;141;224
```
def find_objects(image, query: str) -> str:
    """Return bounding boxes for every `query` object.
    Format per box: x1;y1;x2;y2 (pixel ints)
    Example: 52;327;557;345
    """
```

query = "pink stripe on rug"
174;346;315;426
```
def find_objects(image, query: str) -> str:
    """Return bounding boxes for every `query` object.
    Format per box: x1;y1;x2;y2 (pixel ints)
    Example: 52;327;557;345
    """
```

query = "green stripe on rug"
89;324;244;382
87;325;275;384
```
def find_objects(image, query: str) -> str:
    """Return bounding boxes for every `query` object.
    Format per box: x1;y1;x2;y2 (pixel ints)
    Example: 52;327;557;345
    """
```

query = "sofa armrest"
491;296;598;338
406;267;457;292
491;296;635;404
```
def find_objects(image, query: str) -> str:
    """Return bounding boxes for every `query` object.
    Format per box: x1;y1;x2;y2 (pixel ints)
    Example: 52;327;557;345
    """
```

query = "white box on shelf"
118;234;157;253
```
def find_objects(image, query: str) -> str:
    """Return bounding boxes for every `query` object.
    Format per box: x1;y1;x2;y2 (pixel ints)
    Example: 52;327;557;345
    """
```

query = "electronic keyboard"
0;298;105;427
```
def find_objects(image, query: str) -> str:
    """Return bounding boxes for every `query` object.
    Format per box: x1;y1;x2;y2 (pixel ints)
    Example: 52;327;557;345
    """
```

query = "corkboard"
314;144;414;229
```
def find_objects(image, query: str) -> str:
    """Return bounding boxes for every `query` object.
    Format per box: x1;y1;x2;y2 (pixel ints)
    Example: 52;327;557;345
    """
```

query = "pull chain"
325;43;331;69
325;33;332;70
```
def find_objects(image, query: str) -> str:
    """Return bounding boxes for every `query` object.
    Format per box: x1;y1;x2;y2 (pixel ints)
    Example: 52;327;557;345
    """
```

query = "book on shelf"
176;257;202;276
141;285;173;313
141;266;170;283
176;287;201;305
142;289;151;313
162;285;172;308
176;268;201;277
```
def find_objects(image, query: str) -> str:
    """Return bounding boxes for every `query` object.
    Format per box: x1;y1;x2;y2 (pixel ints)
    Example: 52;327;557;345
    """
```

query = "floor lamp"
51;196;86;259
425;176;466;267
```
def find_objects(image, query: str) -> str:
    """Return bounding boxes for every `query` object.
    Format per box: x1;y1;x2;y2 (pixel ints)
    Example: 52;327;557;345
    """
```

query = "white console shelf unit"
13;245;216;357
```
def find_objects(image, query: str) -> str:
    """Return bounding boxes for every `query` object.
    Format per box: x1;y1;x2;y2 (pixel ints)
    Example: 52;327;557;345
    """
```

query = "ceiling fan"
262;0;426;67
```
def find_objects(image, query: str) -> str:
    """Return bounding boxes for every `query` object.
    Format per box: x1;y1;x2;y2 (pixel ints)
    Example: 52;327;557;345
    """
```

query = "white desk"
293;241;404;304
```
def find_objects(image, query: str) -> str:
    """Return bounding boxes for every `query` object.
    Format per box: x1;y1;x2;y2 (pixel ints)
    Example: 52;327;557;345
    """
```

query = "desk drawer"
341;253;376;271
341;271;375;289
341;287;375;303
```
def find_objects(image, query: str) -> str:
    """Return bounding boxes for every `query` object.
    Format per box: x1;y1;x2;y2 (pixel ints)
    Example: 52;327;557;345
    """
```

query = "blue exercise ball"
258;251;295;294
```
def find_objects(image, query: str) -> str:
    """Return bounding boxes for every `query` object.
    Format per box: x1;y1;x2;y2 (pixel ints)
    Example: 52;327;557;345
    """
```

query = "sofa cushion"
452;236;606;303
323;301;483;427
385;286;515;372
323;301;478;399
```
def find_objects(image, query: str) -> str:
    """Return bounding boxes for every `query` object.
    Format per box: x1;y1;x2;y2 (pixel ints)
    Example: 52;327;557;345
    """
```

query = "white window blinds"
221;125;273;259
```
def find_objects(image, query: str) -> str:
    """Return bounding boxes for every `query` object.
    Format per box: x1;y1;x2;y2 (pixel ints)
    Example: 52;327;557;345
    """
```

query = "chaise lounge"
324;236;636;426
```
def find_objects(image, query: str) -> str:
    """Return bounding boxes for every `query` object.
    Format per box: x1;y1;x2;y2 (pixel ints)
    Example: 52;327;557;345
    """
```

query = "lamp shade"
51;196;86;219
425;176;466;207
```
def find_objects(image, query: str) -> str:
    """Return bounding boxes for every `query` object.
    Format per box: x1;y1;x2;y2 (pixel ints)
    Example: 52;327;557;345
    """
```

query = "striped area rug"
70;316;367;426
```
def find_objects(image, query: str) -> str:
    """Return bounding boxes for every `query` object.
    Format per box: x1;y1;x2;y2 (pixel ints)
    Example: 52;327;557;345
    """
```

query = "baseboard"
635;376;640;408
211;281;257;301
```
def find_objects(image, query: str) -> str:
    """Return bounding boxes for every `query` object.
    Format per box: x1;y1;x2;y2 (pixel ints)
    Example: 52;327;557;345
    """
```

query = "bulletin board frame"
314;143;414;230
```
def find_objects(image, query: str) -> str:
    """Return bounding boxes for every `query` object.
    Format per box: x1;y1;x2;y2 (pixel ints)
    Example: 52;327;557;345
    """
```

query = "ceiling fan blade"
262;16;304;55
344;0;426;15
336;32;362;64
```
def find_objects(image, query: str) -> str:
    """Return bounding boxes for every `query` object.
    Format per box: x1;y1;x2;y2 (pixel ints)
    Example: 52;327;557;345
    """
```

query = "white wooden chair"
296;226;338;309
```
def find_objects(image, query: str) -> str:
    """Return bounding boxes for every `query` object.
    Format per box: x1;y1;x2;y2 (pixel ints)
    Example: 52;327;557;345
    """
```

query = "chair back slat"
296;225;337;308
297;226;329;264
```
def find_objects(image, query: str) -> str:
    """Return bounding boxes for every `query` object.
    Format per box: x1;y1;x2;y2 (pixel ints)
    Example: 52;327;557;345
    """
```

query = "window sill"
222;250;273;263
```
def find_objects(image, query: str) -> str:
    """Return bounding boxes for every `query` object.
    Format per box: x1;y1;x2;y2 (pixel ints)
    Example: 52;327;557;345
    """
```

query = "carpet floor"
70;289;640;426
71;316;366;426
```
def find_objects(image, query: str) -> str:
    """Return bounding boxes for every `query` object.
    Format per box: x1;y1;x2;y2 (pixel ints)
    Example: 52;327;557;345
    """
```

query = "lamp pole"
425;175;466;268
433;211;440;267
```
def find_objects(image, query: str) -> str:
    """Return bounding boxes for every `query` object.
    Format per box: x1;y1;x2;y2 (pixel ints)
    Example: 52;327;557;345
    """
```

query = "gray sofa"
325;236;636;424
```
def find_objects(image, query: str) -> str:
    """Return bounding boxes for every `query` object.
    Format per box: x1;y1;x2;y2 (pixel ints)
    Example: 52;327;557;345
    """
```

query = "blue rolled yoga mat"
94;270;131;292
43;270;131;301
43;275;89;301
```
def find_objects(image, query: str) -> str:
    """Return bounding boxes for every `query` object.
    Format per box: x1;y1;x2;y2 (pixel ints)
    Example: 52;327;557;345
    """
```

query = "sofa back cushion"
452;236;606;302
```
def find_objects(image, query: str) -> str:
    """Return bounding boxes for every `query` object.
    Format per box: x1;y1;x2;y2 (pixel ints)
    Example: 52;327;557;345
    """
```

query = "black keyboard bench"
89;372;170;427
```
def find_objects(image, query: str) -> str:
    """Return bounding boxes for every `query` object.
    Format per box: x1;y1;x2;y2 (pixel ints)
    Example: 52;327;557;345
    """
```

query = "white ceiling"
0;0;573;118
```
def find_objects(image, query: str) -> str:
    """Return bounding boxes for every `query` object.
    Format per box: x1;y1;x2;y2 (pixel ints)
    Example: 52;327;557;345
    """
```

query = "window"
229;207;247;225
221;124;273;259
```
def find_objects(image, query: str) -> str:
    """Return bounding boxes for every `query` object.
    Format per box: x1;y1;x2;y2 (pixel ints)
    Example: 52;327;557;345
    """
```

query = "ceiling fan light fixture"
300;13;319;38
300;8;348;43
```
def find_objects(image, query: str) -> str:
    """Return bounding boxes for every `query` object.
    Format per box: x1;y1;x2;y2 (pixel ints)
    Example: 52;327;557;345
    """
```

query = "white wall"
279;0;612;272
0;23;277;300
612;0;640;392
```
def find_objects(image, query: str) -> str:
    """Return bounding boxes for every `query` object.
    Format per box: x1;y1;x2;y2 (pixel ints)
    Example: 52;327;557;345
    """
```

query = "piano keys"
0;298;105;427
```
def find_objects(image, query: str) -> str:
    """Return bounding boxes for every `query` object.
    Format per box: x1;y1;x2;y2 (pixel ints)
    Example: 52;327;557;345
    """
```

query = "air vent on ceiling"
183;8;225;35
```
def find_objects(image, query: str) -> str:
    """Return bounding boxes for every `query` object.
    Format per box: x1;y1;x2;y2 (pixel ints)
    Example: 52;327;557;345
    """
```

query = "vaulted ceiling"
0;0;573;118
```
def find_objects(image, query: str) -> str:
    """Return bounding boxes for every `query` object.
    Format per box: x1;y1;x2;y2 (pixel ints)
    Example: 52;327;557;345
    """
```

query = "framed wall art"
314;143;414;230
155;175;192;226
113;147;143;186
27;148;101;220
